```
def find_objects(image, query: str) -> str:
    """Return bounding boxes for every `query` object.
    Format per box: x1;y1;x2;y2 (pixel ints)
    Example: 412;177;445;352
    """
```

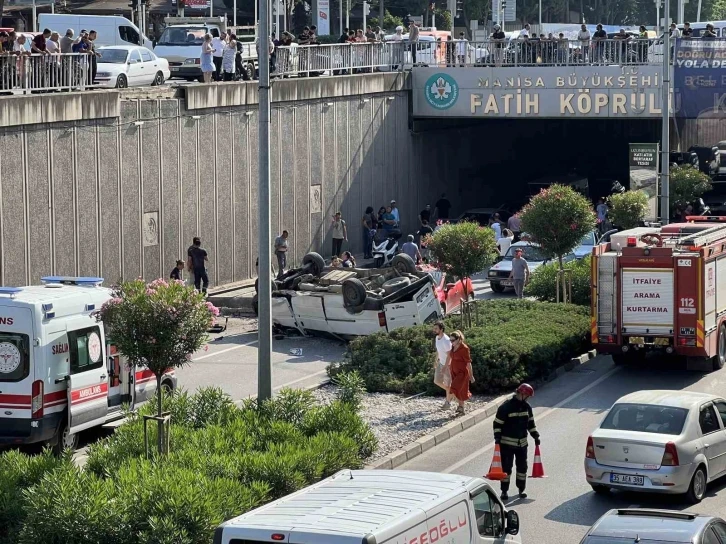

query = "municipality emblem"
425;73;459;110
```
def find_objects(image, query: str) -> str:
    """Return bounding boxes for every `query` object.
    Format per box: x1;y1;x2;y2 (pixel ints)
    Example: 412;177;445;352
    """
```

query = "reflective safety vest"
493;396;539;448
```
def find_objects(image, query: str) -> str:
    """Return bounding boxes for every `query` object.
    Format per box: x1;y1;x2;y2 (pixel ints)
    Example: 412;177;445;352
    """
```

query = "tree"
520;184;596;270
98;278;218;453
670;165;713;214
608;190;649;230
434;8;452;30
369;10;404;31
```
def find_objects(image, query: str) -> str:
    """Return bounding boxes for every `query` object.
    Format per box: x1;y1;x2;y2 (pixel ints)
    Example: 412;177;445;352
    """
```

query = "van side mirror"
506;510;520;535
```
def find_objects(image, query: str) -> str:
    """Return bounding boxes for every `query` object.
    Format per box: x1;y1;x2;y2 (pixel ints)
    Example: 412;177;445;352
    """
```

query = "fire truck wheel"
716;326;726;371
52;418;78;455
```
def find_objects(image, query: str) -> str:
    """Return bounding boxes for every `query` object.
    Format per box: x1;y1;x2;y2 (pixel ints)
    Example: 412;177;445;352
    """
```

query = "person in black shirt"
592;24;607;64
170;260;185;281
419;204;431;225
435;193;452;220
703;23;717;39
681;22;693;37
187;237;209;294
417;220;434;261
491;24;506;66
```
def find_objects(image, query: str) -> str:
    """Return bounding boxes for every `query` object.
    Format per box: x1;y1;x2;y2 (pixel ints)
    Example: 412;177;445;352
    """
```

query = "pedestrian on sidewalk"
433;321;452;409
212;31;226;81
362;206;375;259
331;211;348;258
509;248;530;299
493;383;540;501
274;230;289;279
446;330;473;416
170;259;185;281
187;236;209;294
200;34;215;83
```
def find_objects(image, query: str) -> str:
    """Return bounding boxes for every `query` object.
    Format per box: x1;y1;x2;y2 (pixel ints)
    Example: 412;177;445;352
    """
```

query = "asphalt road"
398;355;726;544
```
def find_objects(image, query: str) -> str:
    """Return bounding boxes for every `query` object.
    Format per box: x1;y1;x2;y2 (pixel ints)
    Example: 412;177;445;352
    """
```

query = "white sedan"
96;45;170;89
585;390;726;503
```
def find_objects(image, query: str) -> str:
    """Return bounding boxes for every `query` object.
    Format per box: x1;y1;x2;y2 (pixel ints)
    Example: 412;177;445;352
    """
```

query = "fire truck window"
68;327;103;374
0;333;30;382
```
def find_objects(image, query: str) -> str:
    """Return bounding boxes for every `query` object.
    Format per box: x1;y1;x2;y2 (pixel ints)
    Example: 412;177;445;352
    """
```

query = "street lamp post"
661;0;671;224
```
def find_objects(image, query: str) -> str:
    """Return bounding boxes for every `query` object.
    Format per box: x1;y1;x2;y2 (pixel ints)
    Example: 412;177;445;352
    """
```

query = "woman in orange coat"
446;330;474;415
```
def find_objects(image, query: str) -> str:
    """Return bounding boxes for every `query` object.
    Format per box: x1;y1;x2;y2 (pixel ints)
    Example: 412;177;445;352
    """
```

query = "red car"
422;266;475;315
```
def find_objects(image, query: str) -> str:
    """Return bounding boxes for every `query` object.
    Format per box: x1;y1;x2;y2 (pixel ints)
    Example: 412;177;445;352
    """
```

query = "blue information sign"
673;38;726;118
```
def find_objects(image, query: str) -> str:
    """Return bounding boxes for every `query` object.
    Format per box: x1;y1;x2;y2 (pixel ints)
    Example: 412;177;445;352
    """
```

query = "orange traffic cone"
530;444;547;478
485;444;507;481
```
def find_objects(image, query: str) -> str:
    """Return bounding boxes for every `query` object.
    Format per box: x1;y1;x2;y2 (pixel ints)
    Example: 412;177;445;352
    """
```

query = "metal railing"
421;38;660;67
0;53;90;94
273;42;406;77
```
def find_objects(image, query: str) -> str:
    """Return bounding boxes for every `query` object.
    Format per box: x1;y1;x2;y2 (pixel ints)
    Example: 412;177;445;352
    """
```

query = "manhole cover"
571;368;596;374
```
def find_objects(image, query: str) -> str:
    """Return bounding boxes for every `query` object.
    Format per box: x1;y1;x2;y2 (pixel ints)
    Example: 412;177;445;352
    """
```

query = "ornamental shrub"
608;191;650;229
670;165;713;213
520;184;597;269
525;256;593;306
335;300;590;395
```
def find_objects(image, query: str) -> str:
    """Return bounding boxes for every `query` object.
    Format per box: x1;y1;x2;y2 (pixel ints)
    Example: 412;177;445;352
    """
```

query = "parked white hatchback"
96;45;170;88
585;390;726;503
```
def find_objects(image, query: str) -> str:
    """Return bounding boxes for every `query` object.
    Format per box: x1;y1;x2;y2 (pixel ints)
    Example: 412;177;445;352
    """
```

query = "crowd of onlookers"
0;27;100;89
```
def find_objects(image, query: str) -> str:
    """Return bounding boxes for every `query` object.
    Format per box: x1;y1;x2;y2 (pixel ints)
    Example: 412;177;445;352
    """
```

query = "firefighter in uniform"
493;383;540;500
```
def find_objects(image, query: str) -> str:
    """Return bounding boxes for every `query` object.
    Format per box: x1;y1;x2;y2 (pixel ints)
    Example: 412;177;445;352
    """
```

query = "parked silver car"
585;390;726;503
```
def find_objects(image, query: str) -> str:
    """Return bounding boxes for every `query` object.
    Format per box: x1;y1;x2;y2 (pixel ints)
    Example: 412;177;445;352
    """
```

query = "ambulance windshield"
0;333;30;382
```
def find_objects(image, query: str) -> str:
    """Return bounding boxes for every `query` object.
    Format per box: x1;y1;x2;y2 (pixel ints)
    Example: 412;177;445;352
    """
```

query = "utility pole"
258;0;273;401
379;0;384;31
661;0;671;224
346;0;349;33
363;1;368;30
339;0;343;34
234;0;237;27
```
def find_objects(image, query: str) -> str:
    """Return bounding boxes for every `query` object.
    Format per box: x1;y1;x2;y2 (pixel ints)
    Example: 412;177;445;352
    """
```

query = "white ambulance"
0;276;176;453
213;470;522;544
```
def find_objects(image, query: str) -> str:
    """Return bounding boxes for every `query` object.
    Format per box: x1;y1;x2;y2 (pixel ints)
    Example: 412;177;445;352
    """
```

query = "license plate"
171;67;180;71
501;280;513;286
610;473;644;485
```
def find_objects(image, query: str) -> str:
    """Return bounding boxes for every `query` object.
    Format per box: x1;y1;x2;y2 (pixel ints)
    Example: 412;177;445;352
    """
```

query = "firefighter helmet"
516;383;534;397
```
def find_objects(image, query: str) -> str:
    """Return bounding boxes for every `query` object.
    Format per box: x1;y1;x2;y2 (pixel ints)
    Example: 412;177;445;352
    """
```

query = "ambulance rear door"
0;305;34;434
66;323;108;434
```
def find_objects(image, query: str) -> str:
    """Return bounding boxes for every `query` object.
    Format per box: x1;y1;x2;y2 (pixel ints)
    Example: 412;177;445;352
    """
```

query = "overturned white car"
259;252;443;338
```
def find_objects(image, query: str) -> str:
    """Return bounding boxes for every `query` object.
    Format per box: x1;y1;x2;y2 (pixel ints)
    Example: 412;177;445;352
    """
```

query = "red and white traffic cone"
530;444;547;478
485;444;507;481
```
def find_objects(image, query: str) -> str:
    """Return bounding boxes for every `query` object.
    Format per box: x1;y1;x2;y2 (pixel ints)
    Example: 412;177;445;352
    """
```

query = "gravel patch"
312;385;494;461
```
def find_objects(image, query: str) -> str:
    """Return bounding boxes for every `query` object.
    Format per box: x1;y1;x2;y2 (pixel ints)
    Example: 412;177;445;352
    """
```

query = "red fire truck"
591;216;726;370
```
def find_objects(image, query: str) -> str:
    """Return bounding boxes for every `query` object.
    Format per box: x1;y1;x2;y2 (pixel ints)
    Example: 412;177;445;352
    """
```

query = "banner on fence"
674;38;726;119
317;0;330;35
629;143;659;221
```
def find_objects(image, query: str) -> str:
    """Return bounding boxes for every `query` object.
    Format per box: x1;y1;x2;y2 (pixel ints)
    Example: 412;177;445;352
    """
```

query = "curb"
364;348;598;470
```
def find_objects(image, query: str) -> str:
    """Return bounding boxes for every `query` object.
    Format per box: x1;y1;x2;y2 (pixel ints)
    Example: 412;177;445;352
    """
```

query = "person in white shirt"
211;32;226;81
433;321;453;409
489;216;502;240
577;23;591;63
518;23;530;39
498;229;514;256
456;31;468;66
390;199;400;225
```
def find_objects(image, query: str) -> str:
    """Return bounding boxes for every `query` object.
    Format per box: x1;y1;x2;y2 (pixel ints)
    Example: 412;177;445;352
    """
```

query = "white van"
37;14;153;50
213;470;522;544
0;277;176;453
153;16;226;81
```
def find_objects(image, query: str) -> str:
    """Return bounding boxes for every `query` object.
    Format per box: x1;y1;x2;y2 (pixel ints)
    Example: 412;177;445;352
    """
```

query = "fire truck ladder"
674;224;726;249
597;253;617;336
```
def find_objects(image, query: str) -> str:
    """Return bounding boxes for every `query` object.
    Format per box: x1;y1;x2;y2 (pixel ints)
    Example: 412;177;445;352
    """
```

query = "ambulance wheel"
715;325;726;371
52;418;78;454
302;252;325;277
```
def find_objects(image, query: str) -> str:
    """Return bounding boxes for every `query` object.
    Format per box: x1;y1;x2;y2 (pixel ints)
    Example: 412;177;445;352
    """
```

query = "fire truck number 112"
680;298;695;308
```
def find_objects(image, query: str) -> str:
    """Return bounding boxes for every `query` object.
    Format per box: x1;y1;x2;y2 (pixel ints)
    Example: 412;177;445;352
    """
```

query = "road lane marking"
193;339;258;361
274;369;329;390
442;365;622;474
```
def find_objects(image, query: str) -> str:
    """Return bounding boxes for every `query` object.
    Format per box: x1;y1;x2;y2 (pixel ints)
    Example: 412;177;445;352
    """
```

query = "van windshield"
157;26;208;45
0;333;30;382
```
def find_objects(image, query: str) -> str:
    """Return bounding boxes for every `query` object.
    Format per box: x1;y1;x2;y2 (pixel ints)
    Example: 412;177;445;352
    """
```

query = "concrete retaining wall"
0;74;455;287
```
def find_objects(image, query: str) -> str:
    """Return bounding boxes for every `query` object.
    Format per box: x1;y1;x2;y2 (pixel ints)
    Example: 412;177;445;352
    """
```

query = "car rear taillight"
586;436;596;459
662;442;680;466
378;312;387;327
31;380;44;419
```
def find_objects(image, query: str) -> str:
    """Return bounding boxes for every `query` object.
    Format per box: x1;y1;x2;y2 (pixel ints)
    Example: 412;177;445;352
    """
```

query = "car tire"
392;253;417;275
52;417;78;455
686;466;707;504
715;325;726;371
115;74;128;89
382;276;411;295
161;379;174;395
252;293;259;316
152;71;165;86
342;278;367;307
490;282;506;293
589;484;610;495
302;252;325;277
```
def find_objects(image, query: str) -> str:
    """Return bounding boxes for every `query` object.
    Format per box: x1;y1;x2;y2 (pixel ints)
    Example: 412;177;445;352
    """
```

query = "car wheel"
392;253;417;275
490;282;506;293
302;252;325;277
715;325;726;371
152;71;165;86
589;484;610;494
252;293;259;316
342;278;367;308
52;418;78;455
382;276;411;295
161;380;174;395
115;74;128;89
686;466;707;503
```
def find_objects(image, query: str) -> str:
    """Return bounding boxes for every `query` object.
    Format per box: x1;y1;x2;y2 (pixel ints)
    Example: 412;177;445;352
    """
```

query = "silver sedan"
584;390;726;503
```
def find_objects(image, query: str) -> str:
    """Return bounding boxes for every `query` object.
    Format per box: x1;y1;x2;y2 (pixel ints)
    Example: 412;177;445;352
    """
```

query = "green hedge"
330;300;590;395
525;256;592;306
0;387;376;544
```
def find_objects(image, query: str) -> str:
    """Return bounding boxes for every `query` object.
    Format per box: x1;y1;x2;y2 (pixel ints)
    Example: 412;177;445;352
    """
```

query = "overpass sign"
413;66;667;118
